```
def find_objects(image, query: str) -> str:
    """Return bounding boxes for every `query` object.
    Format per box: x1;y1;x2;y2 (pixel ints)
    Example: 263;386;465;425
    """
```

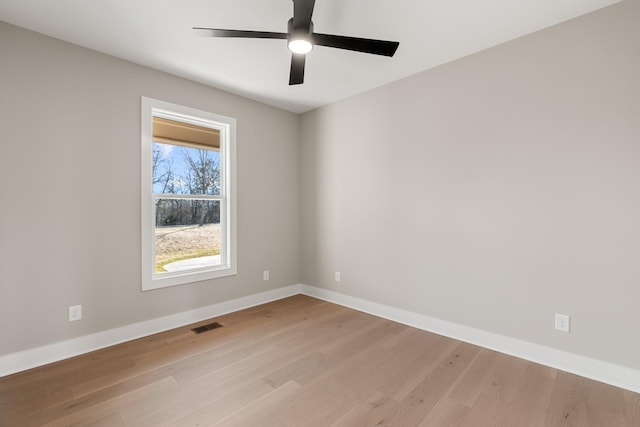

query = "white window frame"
141;97;237;290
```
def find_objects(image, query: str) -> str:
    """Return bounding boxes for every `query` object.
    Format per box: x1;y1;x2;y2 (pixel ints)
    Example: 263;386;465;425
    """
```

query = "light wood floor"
1;295;638;426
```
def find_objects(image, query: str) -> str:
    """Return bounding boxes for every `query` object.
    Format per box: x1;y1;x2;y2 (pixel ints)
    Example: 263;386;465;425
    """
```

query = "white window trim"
141;97;237;290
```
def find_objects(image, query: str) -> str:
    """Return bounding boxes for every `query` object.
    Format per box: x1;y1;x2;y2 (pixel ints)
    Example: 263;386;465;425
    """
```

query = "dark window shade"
152;116;220;151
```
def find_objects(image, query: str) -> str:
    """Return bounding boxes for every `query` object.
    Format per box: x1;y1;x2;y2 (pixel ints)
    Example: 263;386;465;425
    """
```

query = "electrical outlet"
263;270;269;281
69;305;82;322
335;271;341;282
555;313;570;333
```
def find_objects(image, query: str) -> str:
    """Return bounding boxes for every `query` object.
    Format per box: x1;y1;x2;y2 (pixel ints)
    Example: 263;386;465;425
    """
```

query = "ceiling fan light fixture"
288;38;313;54
195;0;400;85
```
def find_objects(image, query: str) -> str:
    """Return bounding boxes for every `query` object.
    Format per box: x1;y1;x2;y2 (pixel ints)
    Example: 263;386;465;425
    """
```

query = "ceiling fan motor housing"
287;17;314;53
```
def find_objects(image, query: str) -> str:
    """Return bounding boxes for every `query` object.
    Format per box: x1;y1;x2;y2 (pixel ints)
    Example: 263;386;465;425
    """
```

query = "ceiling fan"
193;0;400;85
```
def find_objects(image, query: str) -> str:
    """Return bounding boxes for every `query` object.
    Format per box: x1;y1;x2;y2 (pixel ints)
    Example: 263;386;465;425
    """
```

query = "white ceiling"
0;0;622;113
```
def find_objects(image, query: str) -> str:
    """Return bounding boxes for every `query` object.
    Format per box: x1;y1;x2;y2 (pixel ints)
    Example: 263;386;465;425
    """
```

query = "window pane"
142;97;236;290
154;199;221;274
152;142;221;196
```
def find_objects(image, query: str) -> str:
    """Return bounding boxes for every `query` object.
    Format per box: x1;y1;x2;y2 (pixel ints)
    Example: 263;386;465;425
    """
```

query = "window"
141;97;236;290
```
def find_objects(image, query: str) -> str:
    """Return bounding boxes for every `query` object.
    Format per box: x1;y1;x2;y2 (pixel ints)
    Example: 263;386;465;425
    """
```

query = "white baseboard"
4;283;639;395
300;284;640;394
0;284;302;377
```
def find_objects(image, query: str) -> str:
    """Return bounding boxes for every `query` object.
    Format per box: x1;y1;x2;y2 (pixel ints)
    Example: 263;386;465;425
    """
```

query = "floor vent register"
191;322;224;334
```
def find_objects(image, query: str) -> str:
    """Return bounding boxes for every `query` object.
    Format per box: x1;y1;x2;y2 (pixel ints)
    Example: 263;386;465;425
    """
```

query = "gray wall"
0;22;300;355
300;0;640;369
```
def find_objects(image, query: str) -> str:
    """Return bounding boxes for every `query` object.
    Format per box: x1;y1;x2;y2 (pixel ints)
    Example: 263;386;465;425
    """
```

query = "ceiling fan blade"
289;53;306;85
312;33;399;57
194;27;287;40
293;0;316;30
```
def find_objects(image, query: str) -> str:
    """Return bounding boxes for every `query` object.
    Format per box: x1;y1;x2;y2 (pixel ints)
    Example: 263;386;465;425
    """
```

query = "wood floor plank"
211;380;302;427
8;381;130;426
585;377;634;426
495;362;556;426
417;396;471;427
377;334;460;401
1;295;638;427
368;342;481;427
248;412;289;427
460;390;512;427
457;352;532;427
624;389;640;426
447;348;497;407
41;376;179;427
471;350;531;405
124;371;223;427
262;351;328;389
280;342;395;424
544;371;591;426
270;380;337;426
171;380;274;427
330;390;397;427
70;411;125;427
